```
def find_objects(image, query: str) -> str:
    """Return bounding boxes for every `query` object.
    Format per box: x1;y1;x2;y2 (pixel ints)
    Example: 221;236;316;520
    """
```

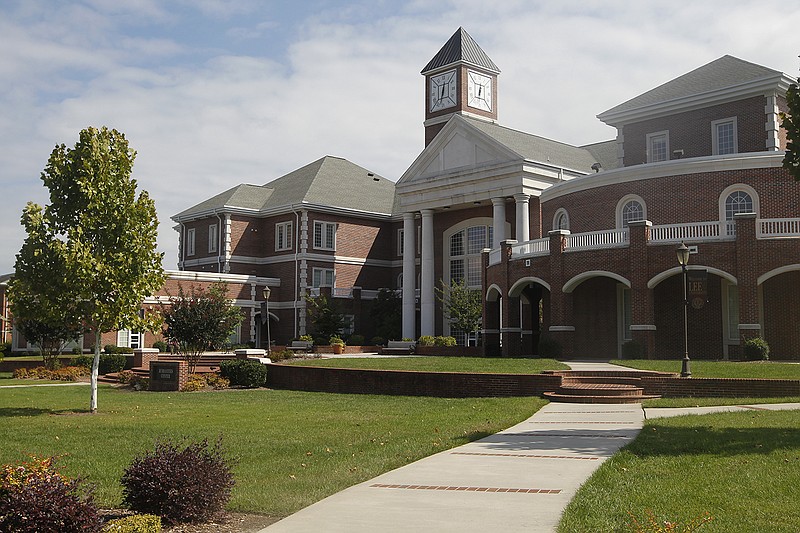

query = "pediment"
398;116;522;185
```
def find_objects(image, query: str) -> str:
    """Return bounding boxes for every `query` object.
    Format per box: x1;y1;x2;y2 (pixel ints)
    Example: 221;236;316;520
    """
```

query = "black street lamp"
676;243;691;378
262;286;272;356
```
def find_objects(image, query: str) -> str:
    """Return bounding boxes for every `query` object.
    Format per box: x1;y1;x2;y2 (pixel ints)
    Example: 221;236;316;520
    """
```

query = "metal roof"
421;27;500;74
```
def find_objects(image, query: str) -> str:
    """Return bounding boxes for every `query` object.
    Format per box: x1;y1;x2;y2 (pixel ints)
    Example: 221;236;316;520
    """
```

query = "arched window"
553;209;570;231
724;191;753;220
616;195;646;228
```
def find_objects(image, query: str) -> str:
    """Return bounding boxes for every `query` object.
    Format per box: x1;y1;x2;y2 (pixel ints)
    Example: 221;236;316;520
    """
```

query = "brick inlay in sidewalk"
370;483;561;494
530;421;638;424
451;451;599;460
505;432;631;438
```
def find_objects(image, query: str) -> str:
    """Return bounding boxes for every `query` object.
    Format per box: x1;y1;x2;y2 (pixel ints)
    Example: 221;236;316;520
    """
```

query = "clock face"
467;70;492;112
429;69;457;112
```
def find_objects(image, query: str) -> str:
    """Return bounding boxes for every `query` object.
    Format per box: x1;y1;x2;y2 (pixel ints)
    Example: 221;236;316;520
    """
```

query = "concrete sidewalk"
261;402;644;532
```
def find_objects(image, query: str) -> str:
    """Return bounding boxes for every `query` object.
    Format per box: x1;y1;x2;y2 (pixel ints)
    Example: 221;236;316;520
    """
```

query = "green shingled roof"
421;27;500;74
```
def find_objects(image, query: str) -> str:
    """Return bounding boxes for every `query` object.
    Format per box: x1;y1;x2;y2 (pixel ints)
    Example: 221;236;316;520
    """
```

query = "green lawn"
0;384;544;517
558;409;800;532
614;359;800;379
286;356;569;373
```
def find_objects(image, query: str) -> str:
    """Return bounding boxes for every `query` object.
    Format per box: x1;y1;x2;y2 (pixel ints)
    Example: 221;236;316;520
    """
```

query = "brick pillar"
133;348;159;370
352;287;362;334
627;220;656;358
547;230;574;358
734;213;761;341
482;248;501;357
521;300;536;355
499;240;520;357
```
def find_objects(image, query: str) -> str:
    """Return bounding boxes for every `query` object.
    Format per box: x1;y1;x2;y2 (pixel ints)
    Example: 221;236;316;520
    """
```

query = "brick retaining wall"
641;376;800;398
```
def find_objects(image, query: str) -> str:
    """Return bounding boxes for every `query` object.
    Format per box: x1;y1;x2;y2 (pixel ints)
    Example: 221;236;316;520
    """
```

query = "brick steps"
100;354;237;383
544;372;664;404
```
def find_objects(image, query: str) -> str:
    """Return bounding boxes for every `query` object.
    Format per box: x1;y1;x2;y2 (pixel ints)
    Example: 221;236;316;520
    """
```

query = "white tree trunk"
90;334;100;413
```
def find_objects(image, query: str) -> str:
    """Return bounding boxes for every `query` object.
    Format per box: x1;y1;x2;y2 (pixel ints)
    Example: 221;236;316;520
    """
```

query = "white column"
402;213;416;340
514;193;530;243
420;209;435;337
491;197;506;248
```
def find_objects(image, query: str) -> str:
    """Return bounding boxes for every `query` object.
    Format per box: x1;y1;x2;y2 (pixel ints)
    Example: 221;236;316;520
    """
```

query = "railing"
649;221;735;243
488;248;502;266
759;218;800;238
511;237;549;258
333;287;352;298
565;228;628;252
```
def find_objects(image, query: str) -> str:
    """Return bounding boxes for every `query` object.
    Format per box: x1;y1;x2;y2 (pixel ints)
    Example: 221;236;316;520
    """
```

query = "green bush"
72;346;83;354
417;335;435;347
104;345;134;355
181;374;207;392
0;341;10;354
537;335;562;358
218;359;268;388
328;335;345;346
743;336;770;361
152;341;168;352
0;456;103;532
621;340;644;359
433;336;457;347
101;514;162;532
370;336;385;346
348;334;365;345
99;353;127;375
121;438;234;525
298;334;314;344
71;355;95;369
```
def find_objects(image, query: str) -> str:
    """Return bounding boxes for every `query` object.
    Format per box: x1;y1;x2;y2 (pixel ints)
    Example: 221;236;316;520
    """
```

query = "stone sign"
149;361;181;391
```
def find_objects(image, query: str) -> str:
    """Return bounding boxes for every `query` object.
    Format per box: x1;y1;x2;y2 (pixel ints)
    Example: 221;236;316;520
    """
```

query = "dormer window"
647;131;669;163
712;117;738;155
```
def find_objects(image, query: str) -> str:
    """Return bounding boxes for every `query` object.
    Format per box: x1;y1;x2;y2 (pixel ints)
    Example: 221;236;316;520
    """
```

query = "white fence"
759;218;800;238
649;221;735;243
511;237;550;258
565;228;629;252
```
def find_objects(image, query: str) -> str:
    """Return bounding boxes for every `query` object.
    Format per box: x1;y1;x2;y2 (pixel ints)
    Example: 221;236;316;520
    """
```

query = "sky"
2;0;799;274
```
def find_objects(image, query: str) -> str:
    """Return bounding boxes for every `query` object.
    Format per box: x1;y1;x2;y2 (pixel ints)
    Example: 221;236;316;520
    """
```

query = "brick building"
170;28;800;359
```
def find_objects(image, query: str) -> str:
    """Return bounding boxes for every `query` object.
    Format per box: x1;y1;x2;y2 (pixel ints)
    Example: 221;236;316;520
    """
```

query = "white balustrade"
511;238;549;258
565;228;628;252
759;218;800;238
488;248;502;266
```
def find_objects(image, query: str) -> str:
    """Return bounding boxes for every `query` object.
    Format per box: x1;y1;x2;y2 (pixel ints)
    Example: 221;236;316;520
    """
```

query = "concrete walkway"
259;361;800;532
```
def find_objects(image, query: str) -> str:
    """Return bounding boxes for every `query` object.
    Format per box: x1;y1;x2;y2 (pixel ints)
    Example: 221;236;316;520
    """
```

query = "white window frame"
208;223;218;253
616;194;647;229
275;221;293;251
312;267;335;288
553;208;570;231
186;228;196;257
397;228;404;256
646;131;669;163
314;221;336;251
712;117;738;155
718;184;759;222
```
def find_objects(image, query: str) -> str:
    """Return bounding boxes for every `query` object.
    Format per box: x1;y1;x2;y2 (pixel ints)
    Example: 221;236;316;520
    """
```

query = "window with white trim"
724;191;753;220
617;195;646;228
712;117;738;155
186;228;196;256
312;268;335;288
397;229;404;256
208;223;218;253
449;224;492;288
275;221;293;251
314;221;336;250
723;281;740;343
647;131;669;163
553;209;569;231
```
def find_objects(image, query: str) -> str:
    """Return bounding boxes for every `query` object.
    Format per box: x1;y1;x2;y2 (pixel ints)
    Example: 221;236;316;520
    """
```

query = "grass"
0;384;544;517
613;359;800;379
286;356;569;373
558;409;800;532
644;396;800;408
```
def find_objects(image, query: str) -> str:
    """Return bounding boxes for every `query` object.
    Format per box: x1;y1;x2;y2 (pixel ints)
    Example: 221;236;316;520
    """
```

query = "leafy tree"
10;126;164;412
436;279;482;345
304;294;347;344
370;288;401;341
780;80;800;180
12;317;83;369
161;282;242;373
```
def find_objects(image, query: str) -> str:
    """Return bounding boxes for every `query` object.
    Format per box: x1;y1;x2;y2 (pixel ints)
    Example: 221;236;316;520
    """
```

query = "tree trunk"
90;332;100;413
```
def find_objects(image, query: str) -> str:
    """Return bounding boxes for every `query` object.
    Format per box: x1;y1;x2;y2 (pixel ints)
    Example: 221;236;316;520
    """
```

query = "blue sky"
2;0;799;273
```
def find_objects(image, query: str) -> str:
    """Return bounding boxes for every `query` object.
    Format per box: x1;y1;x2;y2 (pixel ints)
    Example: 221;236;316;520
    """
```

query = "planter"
332;344;344;355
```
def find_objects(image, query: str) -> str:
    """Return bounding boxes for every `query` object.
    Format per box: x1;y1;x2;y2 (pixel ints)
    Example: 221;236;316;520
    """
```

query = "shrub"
347;334;365;346
103;344;117;354
121;438;235;525
104;345;134;355
269;349;295;362
152;341;168;353
218;359;267;388
71;347;83;355
298;334;314;344
433;336;457;347
181;374;207;392
72;355;94;369
12;366;88;381
101;514;162;533
621;340;644;359
0;341;10;354
743;336;770;361
537;335;562;358
205;374;229;390
328;335;345;346
130;376;149;391
12;367;29;379
0;455;103;533
99;353;127;375
417;335;435;347
370;336;385;346
117;370;135;384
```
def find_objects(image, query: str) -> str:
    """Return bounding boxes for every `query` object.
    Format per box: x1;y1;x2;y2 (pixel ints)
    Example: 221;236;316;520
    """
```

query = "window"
275;221;293;251
647;131;669;163
398;229;404;256
553;209;569;231
186;228;196;256
208;224;218;253
312;268;335;288
725;191;753;220
712;117;738;155
725;282;739;342
314;221;336;250
448;224;492;288
621;200;644;226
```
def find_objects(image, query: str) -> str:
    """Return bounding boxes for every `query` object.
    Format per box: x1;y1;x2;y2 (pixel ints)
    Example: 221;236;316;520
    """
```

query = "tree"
780;80;800;180
370;288;401;341
436;279;483;345
161;282;242;373
12;317;83;369
10;126;164;412
304;294;347;344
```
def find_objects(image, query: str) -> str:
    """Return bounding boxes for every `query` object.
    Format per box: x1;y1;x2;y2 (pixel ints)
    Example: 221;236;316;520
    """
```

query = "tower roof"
421;27;500;75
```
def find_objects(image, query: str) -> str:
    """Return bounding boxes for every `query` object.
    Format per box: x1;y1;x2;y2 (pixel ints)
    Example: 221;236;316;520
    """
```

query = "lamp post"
262;287;271;356
676;243;691;378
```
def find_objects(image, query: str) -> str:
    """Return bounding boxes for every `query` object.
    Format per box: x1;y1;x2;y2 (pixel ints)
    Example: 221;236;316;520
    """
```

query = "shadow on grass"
0;407;91;418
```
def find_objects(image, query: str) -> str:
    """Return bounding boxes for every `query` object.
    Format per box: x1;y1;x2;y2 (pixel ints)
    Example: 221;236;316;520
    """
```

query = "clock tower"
421;28;500;146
